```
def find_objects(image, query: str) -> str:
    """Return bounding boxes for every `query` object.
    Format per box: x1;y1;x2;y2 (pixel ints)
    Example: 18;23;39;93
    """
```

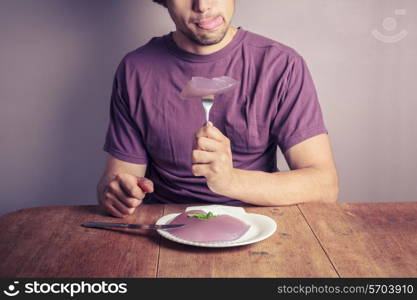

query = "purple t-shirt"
103;28;327;205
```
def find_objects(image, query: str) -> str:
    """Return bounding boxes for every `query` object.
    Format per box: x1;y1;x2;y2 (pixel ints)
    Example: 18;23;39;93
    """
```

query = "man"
97;0;339;218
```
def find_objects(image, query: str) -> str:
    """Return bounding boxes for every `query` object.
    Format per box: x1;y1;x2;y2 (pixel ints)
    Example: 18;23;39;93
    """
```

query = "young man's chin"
188;27;229;46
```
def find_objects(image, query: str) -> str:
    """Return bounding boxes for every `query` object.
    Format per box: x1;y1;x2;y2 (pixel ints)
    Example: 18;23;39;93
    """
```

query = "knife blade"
82;221;185;230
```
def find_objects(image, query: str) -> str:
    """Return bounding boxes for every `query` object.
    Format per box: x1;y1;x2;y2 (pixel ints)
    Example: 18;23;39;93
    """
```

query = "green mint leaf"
187;213;205;220
187;212;216;220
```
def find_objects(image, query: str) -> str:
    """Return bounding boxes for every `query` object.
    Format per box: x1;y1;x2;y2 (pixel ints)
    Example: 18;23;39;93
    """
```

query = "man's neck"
172;26;238;55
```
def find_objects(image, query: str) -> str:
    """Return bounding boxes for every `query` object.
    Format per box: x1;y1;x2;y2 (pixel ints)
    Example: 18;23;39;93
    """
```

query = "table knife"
82;221;184;230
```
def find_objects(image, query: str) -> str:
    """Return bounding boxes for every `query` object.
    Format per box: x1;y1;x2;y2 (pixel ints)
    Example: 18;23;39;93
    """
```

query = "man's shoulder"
243;30;302;60
120;35;167;68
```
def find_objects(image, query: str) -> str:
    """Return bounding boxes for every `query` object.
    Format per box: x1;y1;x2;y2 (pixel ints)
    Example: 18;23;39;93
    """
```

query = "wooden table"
0;203;416;278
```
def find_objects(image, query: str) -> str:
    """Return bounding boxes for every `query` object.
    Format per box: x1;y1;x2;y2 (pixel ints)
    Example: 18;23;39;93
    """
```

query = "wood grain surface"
299;202;417;277
157;204;338;277
1;203;416;278
0;205;164;277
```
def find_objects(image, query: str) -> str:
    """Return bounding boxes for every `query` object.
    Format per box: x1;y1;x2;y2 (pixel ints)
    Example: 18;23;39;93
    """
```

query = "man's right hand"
99;173;154;218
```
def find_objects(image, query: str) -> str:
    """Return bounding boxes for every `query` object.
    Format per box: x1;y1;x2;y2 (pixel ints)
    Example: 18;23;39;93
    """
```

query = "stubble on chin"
181;24;230;46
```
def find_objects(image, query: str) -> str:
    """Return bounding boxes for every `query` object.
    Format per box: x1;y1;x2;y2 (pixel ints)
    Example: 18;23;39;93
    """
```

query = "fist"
192;122;236;195
100;173;154;218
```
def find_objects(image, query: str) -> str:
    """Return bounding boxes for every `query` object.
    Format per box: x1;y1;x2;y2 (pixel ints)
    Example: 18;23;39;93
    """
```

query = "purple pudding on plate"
166;210;251;243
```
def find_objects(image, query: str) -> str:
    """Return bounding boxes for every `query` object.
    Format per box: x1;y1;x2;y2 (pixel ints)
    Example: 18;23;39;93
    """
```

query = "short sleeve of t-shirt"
271;55;328;153
102;60;148;164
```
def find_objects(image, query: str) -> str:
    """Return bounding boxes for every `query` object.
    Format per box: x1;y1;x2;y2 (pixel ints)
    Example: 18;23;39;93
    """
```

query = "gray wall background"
1;0;416;215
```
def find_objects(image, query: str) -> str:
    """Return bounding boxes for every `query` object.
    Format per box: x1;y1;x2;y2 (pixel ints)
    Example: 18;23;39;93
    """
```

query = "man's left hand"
192;121;236;195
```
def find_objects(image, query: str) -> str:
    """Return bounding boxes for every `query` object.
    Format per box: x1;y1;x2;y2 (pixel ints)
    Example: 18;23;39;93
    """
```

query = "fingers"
192;164;209;177
191;149;214;177
107;180;142;208
101;174;154;218
192;149;216;164
192;163;223;177
195;136;221;152
103;189;137;216
193;123;233;180
106;205;125;218
111;196;136;215
118;174;146;200
101;198;126;218
138;177;154;193
195;122;227;142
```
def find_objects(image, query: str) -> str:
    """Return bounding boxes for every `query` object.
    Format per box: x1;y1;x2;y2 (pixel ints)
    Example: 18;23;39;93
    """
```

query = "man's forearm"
221;167;339;206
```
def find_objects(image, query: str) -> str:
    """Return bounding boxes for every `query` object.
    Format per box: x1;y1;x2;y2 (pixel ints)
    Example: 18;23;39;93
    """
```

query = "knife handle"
82;222;130;229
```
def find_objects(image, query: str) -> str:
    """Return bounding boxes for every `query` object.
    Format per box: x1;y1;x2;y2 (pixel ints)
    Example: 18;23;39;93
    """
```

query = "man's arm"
97;155;153;217
224;134;338;205
192;123;339;206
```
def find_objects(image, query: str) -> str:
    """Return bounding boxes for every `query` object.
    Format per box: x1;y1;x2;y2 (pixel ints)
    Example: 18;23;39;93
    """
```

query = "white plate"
156;205;277;248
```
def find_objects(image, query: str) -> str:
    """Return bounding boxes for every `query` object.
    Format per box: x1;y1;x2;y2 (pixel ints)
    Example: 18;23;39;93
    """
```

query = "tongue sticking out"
197;16;224;30
180;76;238;122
